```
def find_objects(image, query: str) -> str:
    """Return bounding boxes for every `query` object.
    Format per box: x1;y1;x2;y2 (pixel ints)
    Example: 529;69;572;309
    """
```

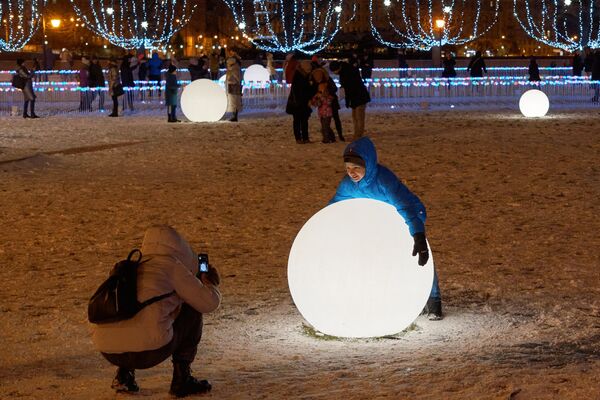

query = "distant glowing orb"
181;79;227;122
519;89;549;117
243;64;271;85
288;199;434;338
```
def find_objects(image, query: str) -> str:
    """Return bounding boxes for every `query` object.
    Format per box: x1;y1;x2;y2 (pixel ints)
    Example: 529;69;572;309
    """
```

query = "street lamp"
435;18;445;66
50;19;61;28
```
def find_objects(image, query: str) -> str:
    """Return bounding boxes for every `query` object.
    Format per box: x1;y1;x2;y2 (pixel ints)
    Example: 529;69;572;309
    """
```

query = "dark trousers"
320;116;335;142
111;95;119;116
23;100;36;116
122;89;135;110
292;112;310;142
168;105;177;120
332;107;343;138
102;303;203;370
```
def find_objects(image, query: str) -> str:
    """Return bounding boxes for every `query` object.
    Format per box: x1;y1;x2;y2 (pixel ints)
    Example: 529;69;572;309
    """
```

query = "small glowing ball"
519;89;549;117
181;79;227;122
243;64;271;84
288;199;434;338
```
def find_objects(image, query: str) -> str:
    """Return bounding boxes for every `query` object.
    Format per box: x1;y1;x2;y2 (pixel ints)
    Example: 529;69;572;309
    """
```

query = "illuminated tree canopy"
223;0;354;54
369;0;499;50
0;0;43;52
514;0;600;51
69;0;196;50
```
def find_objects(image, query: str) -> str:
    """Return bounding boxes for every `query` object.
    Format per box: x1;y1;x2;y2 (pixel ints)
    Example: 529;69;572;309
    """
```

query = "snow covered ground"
1;108;599;399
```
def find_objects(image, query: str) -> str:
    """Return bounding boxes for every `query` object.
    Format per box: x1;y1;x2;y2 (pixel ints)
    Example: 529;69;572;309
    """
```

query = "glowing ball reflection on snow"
180;79;228;122
519;89;549;117
243;64;271;84
288;199;434;338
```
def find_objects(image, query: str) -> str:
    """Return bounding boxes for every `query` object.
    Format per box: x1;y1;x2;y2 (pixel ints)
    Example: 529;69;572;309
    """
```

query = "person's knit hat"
343;148;365;167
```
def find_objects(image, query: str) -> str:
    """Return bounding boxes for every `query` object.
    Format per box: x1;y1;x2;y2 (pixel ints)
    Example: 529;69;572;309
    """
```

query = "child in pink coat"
311;82;336;143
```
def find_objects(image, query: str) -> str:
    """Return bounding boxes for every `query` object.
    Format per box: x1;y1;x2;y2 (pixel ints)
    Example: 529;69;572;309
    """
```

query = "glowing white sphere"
243;64;271;85
519;89;549;118
288;199;434;338
180;79;228;122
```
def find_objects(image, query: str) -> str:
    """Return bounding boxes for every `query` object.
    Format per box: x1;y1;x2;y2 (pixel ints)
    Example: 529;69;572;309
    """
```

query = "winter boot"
169;362;212;398
111;367;139;393
338;133;346;142
229;111;238;122
421;297;443;321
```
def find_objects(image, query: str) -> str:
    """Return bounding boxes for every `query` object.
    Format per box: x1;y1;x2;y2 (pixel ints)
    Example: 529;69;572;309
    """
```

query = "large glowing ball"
180;79;228;122
519;89;549;118
288;199;434;338
243;64;271;85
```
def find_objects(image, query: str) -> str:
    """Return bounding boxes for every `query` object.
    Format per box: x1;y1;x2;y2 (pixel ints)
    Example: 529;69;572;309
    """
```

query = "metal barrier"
0;76;598;116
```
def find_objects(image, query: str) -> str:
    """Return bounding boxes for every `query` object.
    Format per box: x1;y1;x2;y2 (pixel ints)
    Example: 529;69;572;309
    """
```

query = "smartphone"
198;253;209;273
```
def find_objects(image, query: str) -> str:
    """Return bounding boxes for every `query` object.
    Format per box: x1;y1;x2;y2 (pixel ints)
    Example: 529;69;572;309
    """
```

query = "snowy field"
1;108;599;399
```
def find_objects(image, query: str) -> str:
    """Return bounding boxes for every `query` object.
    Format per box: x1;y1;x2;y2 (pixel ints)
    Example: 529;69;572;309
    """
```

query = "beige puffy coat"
92;226;221;354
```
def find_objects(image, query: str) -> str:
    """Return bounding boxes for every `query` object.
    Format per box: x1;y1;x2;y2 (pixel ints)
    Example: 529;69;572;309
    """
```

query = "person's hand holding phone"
197;253;220;286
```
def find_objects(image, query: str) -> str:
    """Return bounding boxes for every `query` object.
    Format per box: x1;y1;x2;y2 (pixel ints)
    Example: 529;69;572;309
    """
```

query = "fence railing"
0;66;579;84
0;76;598;116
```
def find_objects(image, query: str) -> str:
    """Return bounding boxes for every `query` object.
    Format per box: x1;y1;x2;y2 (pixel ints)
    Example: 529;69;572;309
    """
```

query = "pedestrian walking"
108;58;123;117
166;64;180;122
467;51;487;77
120;54;137;111
286;60;316;144
328;60;371;140
79;56;91;112
89;56;106;111
225;49;243;122
15;58;39;118
528;56;541;82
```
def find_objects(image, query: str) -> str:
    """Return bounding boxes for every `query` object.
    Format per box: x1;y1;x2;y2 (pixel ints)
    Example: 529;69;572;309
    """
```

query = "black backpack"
88;249;174;324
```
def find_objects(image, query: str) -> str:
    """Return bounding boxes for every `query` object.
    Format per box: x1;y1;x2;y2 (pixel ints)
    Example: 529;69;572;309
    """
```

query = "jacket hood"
140;225;197;274
343;137;378;185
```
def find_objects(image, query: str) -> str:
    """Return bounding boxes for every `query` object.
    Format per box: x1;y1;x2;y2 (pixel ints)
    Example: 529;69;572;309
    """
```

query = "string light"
514;0;600;51
0;0;43;52
69;0;196;50
223;0;355;54
369;0;500;50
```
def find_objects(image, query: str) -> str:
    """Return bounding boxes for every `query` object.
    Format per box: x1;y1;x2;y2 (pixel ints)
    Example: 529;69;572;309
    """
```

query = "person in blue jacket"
330;137;443;320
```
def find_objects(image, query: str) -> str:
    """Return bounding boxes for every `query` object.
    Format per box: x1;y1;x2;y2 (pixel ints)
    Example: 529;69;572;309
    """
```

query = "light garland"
69;0;196;50
0;0;44;52
369;0;499;50
514;0;600;51
222;0;355;54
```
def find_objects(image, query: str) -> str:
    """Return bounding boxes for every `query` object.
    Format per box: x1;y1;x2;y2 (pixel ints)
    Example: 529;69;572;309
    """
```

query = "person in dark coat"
328;60;371;140
397;50;409;78
591;50;600;102
583;47;594;76
572;51;584;77
360;52;373;80
188;58;204;81
329;137;442;320
120;54;137;111
16;58;39;118
467;51;487;78
165;64;180;122
89;56;106;111
528;56;541;82
441;53;457;78
286;60;316;144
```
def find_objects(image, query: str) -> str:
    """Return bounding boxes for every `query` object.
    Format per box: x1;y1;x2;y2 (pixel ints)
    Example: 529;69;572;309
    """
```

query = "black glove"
412;232;429;266
201;265;221;286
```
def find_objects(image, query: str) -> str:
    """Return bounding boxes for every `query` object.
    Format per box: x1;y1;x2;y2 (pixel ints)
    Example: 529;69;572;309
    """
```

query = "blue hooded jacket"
330;137;426;236
148;53;163;77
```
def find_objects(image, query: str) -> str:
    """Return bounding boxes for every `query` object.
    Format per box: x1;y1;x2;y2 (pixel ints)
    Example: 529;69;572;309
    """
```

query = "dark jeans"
168;105;177;120
102;303;203;370
331;107;343;137
111;95;119;116
292;112;310;142
320;116;335;142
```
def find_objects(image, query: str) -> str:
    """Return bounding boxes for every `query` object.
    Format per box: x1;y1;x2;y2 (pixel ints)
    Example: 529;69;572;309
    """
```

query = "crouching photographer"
90;225;221;397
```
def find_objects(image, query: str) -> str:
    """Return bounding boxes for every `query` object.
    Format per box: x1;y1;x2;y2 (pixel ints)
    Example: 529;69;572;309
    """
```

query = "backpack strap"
139;291;175;308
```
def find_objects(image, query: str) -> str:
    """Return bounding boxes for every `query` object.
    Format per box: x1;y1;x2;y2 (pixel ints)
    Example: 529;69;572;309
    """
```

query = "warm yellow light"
435;19;445;29
50;19;61;28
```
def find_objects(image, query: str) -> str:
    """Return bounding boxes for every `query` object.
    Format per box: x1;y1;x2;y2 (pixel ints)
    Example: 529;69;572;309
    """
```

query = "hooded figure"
330;137;426;235
329;137;442;319
148;52;163;81
92;225;221;396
